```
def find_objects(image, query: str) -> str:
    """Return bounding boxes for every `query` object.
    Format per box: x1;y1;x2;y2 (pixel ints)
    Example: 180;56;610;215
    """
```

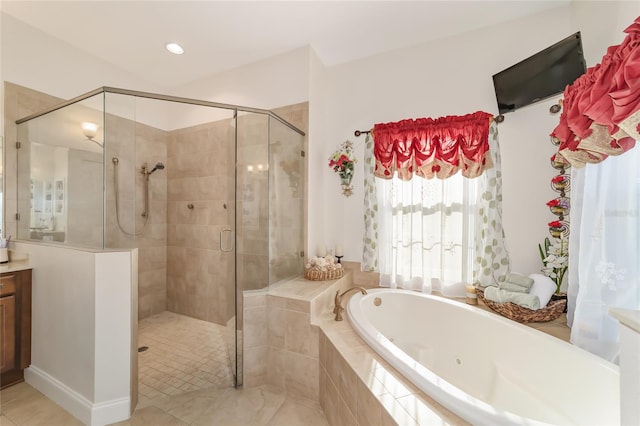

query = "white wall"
0;13;161;101
172;46;310;111
316;3;640;277
317;6;569;275
15;241;134;425
3;2;639;276
307;48;329;257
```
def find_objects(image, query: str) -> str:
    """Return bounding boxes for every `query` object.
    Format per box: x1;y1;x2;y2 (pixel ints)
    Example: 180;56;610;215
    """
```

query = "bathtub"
347;289;620;425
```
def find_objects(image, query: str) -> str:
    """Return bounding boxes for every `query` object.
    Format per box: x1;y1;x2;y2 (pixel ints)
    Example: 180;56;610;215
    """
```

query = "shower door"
102;93;240;400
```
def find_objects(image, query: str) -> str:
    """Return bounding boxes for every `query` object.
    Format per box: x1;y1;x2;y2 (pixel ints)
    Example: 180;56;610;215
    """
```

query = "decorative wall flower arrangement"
541;139;572;294
329;140;357;197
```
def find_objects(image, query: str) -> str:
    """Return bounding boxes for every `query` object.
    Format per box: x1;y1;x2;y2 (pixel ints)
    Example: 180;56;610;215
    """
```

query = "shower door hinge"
299;250;305;257
15;213;21;221
301;150;305;157
16;141;21;149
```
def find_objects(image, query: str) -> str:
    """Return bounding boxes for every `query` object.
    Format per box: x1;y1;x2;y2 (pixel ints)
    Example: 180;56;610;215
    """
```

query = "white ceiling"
3;1;569;90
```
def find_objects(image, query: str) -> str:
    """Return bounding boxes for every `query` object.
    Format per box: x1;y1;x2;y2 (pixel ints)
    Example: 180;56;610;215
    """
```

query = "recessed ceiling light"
165;42;184;55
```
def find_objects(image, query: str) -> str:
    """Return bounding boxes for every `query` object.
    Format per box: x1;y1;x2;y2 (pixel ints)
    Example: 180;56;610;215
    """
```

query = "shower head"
142;162;165;176
149;162;165;174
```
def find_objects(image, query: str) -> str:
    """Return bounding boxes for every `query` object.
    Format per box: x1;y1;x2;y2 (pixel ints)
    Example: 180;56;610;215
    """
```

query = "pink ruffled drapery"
551;17;640;167
373;111;494;180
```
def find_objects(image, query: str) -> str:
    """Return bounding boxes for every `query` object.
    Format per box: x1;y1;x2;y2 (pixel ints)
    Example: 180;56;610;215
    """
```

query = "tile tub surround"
242;270;357;398
243;270;466;425
319;320;467;426
244;262;571;425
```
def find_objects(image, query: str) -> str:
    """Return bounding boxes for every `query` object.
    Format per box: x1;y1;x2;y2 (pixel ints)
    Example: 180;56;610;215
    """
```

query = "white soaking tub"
347;289;620;425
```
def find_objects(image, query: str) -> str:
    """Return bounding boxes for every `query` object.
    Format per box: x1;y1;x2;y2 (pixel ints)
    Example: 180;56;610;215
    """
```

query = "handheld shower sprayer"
112;158;166;236
149;162;165;174
142;162;165;176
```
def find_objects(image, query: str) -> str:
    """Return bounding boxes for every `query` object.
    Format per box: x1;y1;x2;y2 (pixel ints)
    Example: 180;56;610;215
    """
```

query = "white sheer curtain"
568;145;640;362
377;172;477;296
368;122;509;295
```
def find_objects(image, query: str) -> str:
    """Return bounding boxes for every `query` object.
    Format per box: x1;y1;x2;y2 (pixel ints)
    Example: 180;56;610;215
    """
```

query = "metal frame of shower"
15;86;306;137
15;86;306;389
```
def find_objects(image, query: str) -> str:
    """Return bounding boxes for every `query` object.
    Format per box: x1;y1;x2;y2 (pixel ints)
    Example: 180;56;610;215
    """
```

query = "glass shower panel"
104;93;137;249
235;112;269;292
16;93;105;248
269;117;305;284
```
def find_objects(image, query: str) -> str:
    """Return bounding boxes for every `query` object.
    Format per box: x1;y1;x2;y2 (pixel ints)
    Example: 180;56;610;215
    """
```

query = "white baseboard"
25;366;131;426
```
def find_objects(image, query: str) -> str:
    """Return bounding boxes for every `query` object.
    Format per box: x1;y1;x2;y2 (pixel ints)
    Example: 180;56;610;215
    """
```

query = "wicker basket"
303;267;344;281
476;287;566;323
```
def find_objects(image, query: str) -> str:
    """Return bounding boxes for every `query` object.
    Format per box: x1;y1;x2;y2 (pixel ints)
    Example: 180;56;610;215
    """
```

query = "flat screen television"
492;32;586;115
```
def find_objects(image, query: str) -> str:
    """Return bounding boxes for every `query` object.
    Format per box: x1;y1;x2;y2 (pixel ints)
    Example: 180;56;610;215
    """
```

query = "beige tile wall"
267;295;320;400
132;122;168;319
102;106;169;319
243;269;355;401
166;119;235;326
319;321;467;426
241;290;268;388
243;290;321;399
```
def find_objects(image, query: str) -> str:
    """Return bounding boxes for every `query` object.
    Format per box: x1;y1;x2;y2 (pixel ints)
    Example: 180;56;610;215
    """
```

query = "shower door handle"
220;228;233;252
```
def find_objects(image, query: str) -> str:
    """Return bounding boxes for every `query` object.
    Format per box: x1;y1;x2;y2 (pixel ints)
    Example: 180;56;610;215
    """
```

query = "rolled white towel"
528;274;557;308
484;286;540;310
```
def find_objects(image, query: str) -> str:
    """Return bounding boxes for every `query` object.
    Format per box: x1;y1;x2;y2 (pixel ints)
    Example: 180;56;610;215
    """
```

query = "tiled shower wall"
104;110;169;320
131;123;168;319
5;82;308;330
166;119;235;326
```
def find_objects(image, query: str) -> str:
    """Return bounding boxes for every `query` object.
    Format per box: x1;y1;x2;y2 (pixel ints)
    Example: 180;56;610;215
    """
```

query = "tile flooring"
137;311;234;406
0;305;570;426
0;382;328;426
0;311;328;426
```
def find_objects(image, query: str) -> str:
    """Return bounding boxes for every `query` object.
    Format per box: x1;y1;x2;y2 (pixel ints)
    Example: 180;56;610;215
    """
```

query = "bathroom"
1;1;639;425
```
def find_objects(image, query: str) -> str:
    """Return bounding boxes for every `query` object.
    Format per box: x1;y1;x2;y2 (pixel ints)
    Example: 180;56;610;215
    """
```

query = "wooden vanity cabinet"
0;269;32;389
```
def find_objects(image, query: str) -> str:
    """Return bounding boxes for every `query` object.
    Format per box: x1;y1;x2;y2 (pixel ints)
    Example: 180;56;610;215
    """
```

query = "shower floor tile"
138;311;234;404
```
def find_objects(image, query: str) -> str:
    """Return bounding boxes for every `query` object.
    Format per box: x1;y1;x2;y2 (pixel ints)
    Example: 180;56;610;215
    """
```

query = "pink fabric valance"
551;17;640;167
373;111;494;180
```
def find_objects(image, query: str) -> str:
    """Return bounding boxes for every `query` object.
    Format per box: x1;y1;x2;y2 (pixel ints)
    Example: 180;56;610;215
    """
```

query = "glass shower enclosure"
14;87;305;391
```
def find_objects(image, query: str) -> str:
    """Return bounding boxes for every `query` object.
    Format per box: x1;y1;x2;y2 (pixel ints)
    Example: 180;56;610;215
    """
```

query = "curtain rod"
353;103;563;137
353;115;503;137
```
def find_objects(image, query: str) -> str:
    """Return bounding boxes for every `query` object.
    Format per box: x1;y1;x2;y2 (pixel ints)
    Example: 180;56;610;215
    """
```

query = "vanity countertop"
0;259;32;274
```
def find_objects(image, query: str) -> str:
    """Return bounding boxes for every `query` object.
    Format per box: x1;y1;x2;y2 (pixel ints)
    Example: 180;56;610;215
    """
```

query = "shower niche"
14;86;306;391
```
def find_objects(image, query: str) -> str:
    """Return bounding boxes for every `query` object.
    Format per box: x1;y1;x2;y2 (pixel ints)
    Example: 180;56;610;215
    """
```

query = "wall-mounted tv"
492;32;586;115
